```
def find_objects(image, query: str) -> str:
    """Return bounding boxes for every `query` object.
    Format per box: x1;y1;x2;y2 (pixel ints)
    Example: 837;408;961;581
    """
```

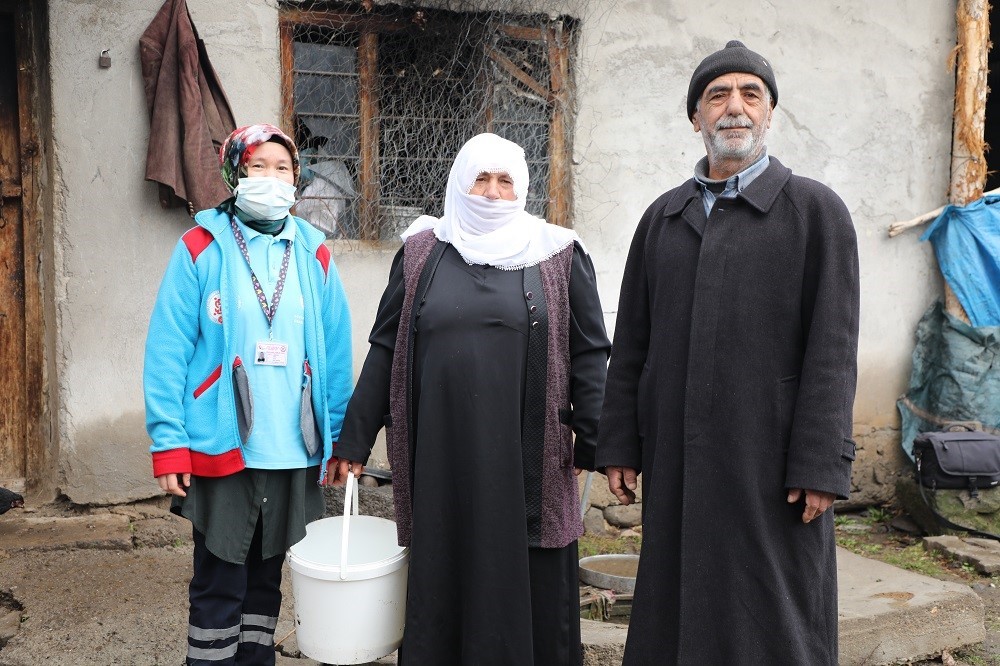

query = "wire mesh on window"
284;2;578;241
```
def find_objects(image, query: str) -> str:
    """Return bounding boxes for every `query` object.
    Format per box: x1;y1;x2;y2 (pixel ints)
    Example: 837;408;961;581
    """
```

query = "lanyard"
229;215;292;337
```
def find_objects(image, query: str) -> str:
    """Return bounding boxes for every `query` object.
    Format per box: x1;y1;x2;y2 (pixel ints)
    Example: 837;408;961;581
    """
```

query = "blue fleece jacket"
144;208;352;481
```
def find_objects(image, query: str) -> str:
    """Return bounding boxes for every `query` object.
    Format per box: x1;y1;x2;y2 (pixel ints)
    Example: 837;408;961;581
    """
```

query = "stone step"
924;535;1000;575
577;548;986;666
836;548;982;665
0;513;133;551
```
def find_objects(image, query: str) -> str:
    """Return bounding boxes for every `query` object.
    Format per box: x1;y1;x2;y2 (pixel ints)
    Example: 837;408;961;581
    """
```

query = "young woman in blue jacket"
144;124;352;666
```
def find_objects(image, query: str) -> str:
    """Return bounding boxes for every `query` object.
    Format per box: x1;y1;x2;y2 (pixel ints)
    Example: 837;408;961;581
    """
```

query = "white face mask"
234;177;297;220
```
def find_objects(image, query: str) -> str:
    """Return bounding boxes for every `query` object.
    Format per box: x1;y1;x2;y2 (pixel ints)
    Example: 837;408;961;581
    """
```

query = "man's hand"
606;466;638;506
157;473;191;497
787;488;836;523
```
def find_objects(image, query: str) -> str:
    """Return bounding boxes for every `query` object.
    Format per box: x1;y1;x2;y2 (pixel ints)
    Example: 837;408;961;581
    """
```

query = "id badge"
255;341;289;366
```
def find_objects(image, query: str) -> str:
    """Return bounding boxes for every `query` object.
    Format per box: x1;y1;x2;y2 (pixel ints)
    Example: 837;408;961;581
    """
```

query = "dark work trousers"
186;519;283;665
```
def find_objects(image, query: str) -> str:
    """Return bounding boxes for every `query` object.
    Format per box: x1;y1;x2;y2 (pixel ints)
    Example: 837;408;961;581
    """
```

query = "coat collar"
195;206;326;254
662;156;793;219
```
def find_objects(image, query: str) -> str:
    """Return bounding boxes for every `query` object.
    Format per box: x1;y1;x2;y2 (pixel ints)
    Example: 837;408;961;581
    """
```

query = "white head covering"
400;133;585;270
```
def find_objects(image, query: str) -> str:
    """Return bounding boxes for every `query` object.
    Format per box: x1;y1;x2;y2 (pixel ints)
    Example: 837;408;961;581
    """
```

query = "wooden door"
0;1;40;493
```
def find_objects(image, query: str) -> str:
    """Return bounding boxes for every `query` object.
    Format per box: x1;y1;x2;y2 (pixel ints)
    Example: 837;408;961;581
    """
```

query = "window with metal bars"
280;4;576;241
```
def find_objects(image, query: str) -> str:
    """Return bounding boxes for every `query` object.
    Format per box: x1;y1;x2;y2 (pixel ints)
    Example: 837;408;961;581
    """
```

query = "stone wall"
843;426;912;510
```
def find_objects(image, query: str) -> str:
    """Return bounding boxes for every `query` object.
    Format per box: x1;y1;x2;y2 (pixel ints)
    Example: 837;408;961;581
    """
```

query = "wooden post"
278;20;295;136
547;22;571;228
13;1;43;494
358;31;380;241
946;0;990;322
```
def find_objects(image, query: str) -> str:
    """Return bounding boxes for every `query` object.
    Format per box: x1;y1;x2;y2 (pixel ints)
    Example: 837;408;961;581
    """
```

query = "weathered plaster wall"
570;0;956;504
48;0;955;503
48;0;282;503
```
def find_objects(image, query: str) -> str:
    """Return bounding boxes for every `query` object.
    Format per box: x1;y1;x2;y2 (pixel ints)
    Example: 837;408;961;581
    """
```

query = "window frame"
280;6;576;241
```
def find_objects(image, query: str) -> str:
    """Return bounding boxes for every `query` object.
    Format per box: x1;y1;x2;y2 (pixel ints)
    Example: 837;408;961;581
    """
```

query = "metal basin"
578;554;639;594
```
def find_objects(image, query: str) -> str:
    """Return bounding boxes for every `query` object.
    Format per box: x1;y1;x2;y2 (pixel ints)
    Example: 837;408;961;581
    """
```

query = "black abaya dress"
338;243;609;665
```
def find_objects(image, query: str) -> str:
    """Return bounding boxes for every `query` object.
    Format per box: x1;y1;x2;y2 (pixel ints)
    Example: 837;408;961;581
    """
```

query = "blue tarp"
921;193;1000;327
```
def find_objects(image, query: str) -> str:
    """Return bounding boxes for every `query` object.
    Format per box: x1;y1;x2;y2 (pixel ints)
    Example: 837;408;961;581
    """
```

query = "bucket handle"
339;470;360;581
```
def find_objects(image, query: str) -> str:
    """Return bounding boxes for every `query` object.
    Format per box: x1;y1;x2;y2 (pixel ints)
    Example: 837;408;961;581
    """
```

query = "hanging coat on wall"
140;0;236;212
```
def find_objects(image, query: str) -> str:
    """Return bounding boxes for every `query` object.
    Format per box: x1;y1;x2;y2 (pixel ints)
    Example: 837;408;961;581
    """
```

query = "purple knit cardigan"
387;230;582;548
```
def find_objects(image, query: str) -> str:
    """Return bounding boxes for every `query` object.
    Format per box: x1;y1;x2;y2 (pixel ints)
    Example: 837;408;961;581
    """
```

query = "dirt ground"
0;496;315;666
0;547;190;664
0;498;200;665
0;490;404;666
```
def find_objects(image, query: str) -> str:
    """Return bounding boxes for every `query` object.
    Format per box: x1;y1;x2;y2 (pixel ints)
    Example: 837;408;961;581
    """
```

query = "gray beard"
705;116;767;162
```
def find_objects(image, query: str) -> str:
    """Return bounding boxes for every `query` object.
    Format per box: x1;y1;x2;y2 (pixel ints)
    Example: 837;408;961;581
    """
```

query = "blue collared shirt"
231;216;315;468
693;151;770;217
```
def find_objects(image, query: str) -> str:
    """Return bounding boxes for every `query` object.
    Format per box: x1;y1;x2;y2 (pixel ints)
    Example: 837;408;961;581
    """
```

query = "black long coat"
596;158;860;665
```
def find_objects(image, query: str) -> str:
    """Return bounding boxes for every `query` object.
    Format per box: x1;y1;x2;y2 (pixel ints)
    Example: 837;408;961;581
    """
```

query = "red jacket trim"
182;226;215;263
190;449;246;477
193;364;222;398
316;243;331;278
152;448;193;477
151;447;246;478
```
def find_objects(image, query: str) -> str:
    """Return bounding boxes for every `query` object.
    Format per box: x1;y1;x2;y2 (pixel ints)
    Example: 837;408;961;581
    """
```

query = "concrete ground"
0;499;988;666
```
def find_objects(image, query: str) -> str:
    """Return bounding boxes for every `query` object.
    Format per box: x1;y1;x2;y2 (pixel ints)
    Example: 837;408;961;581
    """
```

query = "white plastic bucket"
287;472;408;664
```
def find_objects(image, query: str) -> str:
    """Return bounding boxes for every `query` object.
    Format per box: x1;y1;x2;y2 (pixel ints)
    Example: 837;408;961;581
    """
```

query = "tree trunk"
947;0;991;322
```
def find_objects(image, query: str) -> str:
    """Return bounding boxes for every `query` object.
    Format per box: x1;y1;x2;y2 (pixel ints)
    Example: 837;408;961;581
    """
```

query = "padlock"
99;50;111;68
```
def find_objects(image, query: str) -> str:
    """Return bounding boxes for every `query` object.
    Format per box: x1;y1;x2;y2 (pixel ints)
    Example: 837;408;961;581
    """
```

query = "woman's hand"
324;458;365;486
157;473;191;497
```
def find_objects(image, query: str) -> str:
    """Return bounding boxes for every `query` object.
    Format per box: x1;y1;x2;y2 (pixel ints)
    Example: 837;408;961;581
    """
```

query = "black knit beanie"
686;40;778;120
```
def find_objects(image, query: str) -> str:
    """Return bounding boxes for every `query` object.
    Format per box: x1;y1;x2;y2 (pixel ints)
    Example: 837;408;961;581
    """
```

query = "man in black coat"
596;40;860;665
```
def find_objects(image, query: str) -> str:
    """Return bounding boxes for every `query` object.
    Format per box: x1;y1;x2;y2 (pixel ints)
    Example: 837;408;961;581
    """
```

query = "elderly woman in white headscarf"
333;133;610;664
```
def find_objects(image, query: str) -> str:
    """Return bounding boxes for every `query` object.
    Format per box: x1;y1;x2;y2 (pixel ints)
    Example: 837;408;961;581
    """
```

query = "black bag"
913;429;1000;540
913;430;1000;495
